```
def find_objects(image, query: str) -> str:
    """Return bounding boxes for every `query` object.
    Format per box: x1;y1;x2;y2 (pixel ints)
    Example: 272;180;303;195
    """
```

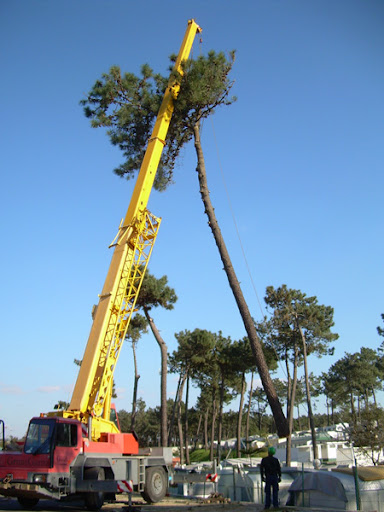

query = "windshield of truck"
24;419;54;454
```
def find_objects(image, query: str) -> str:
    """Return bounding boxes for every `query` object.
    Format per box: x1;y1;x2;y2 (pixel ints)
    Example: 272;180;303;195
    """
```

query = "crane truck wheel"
84;466;105;511
17;497;39;509
141;465;167;503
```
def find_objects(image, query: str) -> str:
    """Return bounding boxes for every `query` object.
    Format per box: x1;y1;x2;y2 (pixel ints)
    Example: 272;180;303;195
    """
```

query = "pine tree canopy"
80;51;236;190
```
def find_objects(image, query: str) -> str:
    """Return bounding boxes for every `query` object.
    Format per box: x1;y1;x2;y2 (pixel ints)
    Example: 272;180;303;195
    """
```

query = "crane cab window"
24;419;54;454
56;423;77;447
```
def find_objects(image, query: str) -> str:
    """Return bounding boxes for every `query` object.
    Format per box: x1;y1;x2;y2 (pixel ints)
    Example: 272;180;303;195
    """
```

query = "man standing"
260;446;281;509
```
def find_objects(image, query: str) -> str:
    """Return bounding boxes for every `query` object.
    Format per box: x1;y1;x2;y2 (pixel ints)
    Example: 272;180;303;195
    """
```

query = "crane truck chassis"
0;19;202;510
0;415;172;509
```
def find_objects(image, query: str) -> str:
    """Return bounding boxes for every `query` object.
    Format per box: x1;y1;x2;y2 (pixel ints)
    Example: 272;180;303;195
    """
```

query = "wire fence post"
353;459;361;510
232;466;237;501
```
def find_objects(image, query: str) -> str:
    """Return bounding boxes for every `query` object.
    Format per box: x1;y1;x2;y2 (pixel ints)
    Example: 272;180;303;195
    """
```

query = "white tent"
287;472;347;509
287;467;384;511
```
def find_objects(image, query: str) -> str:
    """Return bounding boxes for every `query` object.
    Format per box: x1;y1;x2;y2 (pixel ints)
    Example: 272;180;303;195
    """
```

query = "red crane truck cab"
0;416;171;510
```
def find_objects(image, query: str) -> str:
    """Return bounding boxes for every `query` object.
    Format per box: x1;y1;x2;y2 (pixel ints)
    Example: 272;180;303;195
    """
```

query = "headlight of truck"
33;474;47;483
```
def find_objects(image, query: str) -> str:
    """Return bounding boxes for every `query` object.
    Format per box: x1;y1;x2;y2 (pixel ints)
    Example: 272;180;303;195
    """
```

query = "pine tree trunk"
130;341;140;431
286;344;298;467
193;122;289;438
286;348;292;421
177;373;187;464
297;322;318;460
204;408;209;450
195;413;202;449
372;387;377;405
185;375;190;465
297;406;302;430
210;393;217;461
144;308;168;446
168;376;181;445
237;373;246;458
217;376;225;461
245;372;254;446
351;393;356;424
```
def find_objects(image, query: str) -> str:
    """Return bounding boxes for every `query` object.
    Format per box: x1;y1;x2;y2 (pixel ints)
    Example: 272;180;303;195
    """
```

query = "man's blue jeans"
264;474;279;508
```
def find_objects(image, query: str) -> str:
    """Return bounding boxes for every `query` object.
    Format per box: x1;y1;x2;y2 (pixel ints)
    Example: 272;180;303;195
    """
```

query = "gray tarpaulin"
289;472;348;502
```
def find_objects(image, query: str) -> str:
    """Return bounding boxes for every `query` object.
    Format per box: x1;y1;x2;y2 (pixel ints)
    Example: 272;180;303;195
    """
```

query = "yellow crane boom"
65;20;202;440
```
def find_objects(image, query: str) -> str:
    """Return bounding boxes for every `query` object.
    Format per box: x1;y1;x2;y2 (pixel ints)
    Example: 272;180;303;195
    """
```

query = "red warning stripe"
117;480;133;493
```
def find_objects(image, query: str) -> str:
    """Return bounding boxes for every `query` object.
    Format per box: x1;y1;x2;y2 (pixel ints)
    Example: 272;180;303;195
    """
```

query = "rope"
209;117;288;381
209;117;265;318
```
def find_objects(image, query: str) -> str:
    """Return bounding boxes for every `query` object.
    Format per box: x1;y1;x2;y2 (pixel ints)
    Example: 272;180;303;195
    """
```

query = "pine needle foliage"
80;51;236;191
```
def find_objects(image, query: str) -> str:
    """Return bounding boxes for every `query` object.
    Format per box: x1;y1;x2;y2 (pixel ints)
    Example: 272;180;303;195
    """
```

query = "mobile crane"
0;19;202;510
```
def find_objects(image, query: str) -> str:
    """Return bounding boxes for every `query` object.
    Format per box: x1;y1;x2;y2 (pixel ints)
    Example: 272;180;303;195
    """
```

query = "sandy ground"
112;496;358;512
0;495;284;512
108;494;313;512
0;495;359;512
3;495;357;512
119;495;267;511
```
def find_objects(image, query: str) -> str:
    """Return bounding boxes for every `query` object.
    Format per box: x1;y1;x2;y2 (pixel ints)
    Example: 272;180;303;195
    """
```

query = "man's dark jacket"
260;455;281;479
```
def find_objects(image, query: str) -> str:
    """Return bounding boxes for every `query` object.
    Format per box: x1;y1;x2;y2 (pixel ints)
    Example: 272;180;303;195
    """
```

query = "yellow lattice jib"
90;211;161;419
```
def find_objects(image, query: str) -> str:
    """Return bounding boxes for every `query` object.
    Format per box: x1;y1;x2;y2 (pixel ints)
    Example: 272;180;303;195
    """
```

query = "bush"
189;449;210;462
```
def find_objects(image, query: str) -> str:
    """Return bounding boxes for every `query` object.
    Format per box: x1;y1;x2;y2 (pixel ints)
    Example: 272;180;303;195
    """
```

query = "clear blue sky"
1;1;383;439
